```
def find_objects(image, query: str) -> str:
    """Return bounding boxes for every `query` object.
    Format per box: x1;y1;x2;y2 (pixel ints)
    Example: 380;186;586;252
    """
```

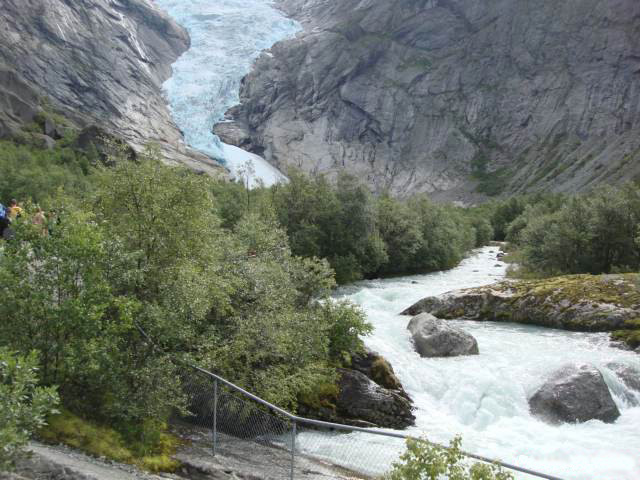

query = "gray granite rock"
529;364;620;424
407;313;479;357
218;0;640;201
0;0;226;176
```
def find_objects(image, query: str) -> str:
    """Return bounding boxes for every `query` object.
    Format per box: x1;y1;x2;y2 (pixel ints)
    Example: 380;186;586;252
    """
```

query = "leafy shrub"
0;140;95;205
514;185;640;275
0;349;59;471
388;436;514;480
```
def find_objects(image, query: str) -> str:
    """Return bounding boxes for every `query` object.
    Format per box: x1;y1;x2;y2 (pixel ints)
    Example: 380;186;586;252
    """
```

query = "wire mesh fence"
177;366;565;480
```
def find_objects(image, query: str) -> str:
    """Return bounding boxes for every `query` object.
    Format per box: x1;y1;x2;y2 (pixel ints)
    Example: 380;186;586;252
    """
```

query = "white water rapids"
295;247;640;479
151;2;640;478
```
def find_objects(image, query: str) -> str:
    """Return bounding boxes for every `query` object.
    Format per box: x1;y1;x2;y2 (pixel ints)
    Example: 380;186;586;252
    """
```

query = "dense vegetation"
488;186;640;276
0;144;369;462
218;168;492;283
0;134;496;468
4;130;640;473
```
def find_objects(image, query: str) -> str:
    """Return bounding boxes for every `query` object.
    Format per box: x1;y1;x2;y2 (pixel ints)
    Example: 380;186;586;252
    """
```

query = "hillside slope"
217;0;640;201
0;0;224;175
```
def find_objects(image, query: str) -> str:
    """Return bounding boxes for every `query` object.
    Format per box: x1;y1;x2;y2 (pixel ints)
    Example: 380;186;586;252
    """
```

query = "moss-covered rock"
402;274;640;351
298;349;415;428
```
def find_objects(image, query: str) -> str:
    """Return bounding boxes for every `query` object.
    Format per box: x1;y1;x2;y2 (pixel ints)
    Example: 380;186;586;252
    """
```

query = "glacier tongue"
222;143;287;188
153;0;299;185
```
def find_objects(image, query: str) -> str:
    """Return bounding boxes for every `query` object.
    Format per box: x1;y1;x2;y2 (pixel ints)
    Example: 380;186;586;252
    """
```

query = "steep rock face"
219;0;640;201
0;0;225;175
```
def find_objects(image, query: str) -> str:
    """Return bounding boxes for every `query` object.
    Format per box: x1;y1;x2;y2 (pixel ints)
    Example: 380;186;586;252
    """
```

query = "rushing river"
295;247;640;479
153;0;298;185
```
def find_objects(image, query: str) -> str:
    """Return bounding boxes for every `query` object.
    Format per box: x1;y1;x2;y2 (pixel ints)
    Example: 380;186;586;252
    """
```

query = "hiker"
7;199;23;221
0;203;8;238
32;207;47;235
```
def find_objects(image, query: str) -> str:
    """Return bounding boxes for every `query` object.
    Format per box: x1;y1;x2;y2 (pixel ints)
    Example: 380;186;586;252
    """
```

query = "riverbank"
402;273;640;352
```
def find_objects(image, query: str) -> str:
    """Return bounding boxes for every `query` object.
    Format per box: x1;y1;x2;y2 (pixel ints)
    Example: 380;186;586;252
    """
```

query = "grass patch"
298;383;339;413
611;329;640;349
38;410;182;472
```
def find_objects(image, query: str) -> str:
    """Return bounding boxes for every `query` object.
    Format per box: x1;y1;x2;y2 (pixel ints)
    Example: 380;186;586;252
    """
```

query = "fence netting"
176;369;558;480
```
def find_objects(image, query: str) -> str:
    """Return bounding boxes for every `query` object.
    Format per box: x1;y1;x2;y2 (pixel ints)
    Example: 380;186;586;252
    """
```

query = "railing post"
290;420;296;480
212;378;218;456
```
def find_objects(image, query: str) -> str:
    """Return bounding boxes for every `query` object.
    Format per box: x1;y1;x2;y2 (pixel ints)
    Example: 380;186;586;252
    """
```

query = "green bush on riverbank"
0;143;371;465
488;184;640;277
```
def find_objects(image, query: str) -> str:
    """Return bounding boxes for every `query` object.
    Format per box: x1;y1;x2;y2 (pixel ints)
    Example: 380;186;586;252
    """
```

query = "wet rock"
337;369;415;429
607;363;640;393
351;348;404;392
401;276;640;348
529;364;620;424
213;120;252;149
407;313;479;357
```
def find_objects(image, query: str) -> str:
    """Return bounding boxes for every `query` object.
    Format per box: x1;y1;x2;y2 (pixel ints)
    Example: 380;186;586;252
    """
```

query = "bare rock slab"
407;313;479;358
529;364;620;424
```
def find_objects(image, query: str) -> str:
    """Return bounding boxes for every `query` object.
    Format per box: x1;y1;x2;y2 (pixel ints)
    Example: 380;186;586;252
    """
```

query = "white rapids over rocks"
153;0;298;186
296;247;640;480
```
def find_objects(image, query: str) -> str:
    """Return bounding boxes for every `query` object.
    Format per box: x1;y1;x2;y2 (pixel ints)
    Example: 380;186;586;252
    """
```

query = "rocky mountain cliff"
216;0;640;201
0;0;224;175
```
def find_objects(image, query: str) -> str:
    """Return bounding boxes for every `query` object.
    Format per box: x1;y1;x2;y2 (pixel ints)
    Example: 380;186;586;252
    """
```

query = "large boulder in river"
407;313;479;358
337;369;415;429
529;364;620;424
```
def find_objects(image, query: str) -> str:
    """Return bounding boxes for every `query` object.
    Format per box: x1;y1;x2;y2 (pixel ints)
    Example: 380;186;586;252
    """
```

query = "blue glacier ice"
153;0;299;186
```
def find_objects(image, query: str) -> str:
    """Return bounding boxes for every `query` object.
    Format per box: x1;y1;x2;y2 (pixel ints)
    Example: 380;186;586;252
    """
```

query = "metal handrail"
191;365;566;480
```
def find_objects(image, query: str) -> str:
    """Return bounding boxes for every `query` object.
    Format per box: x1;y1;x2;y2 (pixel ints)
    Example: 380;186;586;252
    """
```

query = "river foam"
297;247;640;480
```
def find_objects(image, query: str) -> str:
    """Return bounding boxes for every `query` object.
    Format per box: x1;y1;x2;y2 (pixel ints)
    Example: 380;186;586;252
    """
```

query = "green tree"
377;195;420;275
0;140;94;204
